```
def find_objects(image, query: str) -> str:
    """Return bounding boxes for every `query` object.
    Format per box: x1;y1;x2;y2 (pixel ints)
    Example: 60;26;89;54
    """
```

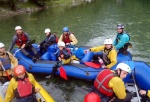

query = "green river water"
0;0;150;101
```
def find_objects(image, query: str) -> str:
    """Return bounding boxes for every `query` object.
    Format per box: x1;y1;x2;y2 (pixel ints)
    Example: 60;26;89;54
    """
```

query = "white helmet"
15;26;22;30
0;43;5;48
58;42;65;47
45;28;51;33
116;63;131;73
104;38;113;44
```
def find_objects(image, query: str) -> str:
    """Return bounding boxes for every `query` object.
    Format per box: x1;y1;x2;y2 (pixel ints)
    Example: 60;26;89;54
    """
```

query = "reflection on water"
0;0;150;101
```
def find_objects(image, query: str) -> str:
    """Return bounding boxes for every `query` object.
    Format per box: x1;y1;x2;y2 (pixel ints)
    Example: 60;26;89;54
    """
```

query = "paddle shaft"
132;72;141;102
1;63;11;80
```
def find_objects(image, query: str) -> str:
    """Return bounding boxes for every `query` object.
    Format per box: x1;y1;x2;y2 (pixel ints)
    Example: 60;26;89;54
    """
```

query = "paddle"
84;62;101;69
59;66;67;80
123;61;141;102
0;61;11;80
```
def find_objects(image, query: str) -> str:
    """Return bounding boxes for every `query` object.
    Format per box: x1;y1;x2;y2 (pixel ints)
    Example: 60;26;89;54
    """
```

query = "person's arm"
8;36;17;52
90;46;105;52
58;34;63;42
4;79;15;102
7;52;18;69
39;38;45;45
109;77;126;99
106;50;117;68
24;32;31;41
148;90;150;98
115;34;129;50
69;34;78;45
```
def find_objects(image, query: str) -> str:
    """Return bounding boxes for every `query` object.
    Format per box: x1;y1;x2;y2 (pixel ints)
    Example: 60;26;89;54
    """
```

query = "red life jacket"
94;69;114;96
15;33;28;47
62;33;73;44
17;78;33;97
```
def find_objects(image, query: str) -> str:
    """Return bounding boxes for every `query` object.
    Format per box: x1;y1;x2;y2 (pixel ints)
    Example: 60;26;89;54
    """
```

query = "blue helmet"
117;24;124;29
63;27;69;32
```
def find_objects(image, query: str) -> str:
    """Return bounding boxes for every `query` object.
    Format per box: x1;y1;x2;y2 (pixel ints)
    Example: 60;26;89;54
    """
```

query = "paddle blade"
84;62;101;69
60;66;68;80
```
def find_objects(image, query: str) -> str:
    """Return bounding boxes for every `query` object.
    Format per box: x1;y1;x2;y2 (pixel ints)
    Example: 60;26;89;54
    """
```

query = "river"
0;0;150;101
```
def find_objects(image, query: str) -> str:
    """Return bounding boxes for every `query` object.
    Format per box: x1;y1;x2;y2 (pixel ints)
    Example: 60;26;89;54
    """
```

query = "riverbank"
0;0;92;20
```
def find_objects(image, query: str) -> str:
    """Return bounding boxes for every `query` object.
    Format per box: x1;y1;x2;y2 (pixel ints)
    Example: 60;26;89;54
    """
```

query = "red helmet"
14;65;26;76
84;92;101;102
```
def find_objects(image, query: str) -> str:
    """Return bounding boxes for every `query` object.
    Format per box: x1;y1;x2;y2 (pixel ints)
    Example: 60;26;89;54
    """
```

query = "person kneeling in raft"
4;65;40;102
84;38;117;69
91;63;132;102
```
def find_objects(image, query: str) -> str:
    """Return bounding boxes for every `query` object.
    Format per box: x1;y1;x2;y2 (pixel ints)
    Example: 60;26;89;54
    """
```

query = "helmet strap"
116;69;122;77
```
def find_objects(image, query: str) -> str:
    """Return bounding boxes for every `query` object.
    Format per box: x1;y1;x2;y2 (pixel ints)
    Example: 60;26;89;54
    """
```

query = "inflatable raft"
12;44;150;91
12;44;132;81
0;81;54;102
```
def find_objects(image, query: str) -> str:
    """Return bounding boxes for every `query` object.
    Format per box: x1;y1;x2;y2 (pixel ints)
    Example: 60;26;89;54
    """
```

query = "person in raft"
84;38;117;69
8;26;40;62
58;27;78;47
38;28;58;55
91;63;132;102
4;65;40;102
0;42;18;84
113;24;132;54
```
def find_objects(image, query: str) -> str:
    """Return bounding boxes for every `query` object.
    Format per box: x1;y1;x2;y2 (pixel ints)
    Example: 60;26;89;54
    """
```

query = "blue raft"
12;44;150;90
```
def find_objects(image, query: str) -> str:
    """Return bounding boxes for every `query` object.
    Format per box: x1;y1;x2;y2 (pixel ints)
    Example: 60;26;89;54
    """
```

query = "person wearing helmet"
38;28;58;55
58;27;78;47
84;38;117;69
57;42;71;64
91;63;132;102
8;26;40;62
84;92;101;102
113;24;132;54
0;42;18;84
4;65;40;102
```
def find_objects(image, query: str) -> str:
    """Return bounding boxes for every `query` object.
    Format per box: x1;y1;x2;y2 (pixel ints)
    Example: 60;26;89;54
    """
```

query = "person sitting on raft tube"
38;28;58;55
8;26;40;62
91;63;132;102
58;27;78;47
139;90;150;101
113;24;132;54
4;65;40;102
0;42;18;84
84;38;117;69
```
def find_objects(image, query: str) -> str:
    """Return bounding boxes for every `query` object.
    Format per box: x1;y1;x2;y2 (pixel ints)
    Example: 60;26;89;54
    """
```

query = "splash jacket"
113;32;130;50
58;33;78;45
4;73;37;102
0;51;18;76
90;45;117;68
94;69;127;99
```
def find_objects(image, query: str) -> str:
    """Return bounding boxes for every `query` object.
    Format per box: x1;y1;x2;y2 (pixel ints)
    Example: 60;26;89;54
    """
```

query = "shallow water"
0;0;150;101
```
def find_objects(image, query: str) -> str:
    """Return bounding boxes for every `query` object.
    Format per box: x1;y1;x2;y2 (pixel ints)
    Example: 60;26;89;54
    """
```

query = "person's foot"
45;75;53;79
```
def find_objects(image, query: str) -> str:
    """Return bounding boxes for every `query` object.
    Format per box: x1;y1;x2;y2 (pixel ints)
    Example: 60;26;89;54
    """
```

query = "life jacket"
62;33;73;44
0;52;11;70
116;32;131;48
94;69;114;96
16;78;33;98
102;47;113;66
15;33;28;47
60;48;71;59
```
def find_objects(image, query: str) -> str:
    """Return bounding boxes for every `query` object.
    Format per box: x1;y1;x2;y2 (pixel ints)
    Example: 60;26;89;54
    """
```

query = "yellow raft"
0;81;55;102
